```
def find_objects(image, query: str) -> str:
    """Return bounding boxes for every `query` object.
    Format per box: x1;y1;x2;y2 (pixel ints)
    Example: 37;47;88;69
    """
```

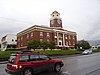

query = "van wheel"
23;68;32;75
54;64;61;72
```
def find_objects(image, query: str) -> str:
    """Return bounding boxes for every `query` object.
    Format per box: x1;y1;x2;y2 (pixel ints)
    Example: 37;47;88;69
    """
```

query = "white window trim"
47;32;50;37
31;32;33;37
27;34;29;38
40;32;43;36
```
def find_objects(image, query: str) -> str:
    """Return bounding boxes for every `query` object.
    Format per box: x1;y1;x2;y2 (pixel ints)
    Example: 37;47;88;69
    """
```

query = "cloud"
85;22;100;40
0;0;100;40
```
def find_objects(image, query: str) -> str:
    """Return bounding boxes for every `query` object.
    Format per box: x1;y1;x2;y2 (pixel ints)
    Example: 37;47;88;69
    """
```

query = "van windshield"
9;55;16;63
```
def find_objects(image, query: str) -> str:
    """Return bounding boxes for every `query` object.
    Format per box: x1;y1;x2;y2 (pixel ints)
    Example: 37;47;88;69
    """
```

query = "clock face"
57;19;61;24
51;20;54;25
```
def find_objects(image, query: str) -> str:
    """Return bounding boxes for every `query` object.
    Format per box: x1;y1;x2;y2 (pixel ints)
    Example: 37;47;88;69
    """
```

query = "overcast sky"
0;0;100;40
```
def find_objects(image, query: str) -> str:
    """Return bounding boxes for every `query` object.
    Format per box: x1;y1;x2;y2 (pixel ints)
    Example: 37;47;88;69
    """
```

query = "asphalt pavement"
61;53;100;75
1;53;100;75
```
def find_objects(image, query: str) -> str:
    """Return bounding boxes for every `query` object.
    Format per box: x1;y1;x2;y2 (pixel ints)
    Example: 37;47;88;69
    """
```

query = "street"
1;53;100;75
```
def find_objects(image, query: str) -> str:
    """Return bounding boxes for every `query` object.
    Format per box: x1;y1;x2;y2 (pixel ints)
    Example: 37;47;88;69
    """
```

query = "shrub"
93;49;100;52
0;51;19;58
34;50;81;55
0;50;81;59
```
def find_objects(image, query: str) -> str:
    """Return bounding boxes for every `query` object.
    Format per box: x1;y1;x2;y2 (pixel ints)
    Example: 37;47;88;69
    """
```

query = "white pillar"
63;33;65;46
57;32;59;46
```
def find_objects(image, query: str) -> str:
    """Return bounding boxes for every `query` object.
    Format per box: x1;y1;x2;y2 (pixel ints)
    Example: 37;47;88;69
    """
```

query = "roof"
17;25;77;36
51;11;60;15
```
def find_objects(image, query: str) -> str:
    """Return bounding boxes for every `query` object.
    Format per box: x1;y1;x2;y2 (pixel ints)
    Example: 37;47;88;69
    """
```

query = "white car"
82;49;92;55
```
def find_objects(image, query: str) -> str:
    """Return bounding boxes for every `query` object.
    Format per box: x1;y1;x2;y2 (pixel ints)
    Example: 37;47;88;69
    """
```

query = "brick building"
17;11;77;49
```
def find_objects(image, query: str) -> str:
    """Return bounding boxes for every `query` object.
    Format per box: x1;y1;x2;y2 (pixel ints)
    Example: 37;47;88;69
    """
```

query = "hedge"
0;50;81;58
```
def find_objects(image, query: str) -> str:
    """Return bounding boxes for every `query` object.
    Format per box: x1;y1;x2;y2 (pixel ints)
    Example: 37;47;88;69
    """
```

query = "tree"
76;40;91;50
27;41;33;49
27;40;56;51
40;41;49;50
49;41;56;50
27;40;40;50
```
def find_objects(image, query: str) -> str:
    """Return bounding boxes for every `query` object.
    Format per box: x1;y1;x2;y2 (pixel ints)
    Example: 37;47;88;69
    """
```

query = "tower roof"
52;11;58;13
51;10;60;15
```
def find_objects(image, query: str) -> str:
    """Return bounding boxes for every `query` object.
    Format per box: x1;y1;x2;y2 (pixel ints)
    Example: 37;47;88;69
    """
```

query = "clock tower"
50;11;62;28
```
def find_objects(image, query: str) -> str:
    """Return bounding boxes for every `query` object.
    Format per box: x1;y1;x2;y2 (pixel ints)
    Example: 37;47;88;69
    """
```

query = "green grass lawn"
34;50;81;55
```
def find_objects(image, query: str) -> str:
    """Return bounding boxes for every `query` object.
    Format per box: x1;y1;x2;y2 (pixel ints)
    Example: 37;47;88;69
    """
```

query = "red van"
5;50;64;75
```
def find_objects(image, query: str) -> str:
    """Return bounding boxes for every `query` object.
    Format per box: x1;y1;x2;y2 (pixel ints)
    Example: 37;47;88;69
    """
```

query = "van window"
19;55;29;62
39;55;50;60
30;54;39;61
9;55;16;63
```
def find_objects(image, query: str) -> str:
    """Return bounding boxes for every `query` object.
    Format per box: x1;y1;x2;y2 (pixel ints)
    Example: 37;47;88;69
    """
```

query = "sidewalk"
0;61;8;64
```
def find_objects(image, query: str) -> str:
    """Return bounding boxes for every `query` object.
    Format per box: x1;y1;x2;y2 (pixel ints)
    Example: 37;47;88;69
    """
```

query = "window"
21;36;23;41
19;55;29;62
69;41;71;45
30;54;39;61
47;39;49;42
47;32;50;37
66;37;67;39
40;32;43;36
40;39;43;41
73;42;75;45
31;32;33;37
27;34;29;38
21;42;23;46
68;35;71;39
39;55;50;60
73;36;75;39
58;33;62;37
59;42;62;45
12;39;14;42
65;41;68;46
55;36;57;38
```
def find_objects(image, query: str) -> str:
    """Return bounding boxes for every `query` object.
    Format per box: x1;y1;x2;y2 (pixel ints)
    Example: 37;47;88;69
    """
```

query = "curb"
0;61;8;64
49;54;81;58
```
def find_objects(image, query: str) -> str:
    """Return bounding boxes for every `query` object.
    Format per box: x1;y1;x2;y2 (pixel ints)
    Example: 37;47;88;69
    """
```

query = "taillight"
12;65;18;69
12;65;22;69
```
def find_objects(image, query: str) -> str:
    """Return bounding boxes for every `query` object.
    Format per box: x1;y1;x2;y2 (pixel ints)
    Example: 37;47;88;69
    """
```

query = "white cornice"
17;25;54;36
17;25;77;36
